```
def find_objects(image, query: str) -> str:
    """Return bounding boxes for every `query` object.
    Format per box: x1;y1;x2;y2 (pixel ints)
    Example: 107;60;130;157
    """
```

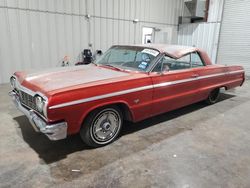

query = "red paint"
14;45;245;135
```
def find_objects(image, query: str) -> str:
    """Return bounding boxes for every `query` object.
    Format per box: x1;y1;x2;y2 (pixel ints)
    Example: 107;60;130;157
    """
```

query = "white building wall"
0;0;183;84
177;0;224;64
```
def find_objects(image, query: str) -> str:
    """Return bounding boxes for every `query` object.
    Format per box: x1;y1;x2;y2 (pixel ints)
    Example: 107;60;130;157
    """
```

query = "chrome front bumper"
9;91;67;140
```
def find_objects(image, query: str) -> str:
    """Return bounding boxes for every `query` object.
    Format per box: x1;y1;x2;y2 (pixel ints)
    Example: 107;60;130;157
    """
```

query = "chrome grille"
19;90;37;111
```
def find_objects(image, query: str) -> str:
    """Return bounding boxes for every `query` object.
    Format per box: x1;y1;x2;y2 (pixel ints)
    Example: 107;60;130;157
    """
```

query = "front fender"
78;100;134;131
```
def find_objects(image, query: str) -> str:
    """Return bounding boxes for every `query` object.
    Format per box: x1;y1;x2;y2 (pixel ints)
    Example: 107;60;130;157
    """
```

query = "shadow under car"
14;92;236;164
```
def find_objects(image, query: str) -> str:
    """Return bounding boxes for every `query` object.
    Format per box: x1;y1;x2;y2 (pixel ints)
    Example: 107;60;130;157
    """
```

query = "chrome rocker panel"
9;91;67;141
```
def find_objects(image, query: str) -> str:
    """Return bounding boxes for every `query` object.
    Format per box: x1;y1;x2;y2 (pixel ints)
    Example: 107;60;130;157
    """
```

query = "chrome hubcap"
91;109;121;143
102;122;111;131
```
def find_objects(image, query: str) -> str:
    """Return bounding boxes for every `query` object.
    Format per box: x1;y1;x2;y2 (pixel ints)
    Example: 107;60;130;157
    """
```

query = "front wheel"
206;88;220;104
80;106;123;147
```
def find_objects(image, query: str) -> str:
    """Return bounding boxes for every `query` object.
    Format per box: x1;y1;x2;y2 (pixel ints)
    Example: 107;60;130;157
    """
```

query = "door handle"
191;74;199;78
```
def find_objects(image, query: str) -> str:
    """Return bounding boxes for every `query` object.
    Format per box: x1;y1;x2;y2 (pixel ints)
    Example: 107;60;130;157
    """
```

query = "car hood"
18;64;130;95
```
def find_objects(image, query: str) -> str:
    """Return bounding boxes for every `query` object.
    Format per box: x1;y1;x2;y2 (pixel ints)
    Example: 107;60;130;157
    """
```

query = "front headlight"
10;77;16;89
35;96;44;112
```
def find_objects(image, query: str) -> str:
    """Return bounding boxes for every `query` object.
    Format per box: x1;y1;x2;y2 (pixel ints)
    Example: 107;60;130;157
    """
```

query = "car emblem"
134;99;140;104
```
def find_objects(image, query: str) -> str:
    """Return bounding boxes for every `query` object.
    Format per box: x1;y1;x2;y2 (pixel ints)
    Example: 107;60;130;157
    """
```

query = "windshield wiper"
101;64;124;71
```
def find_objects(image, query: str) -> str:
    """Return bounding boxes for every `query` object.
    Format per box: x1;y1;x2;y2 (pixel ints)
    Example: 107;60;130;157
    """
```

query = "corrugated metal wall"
217;0;250;75
177;0;224;64
0;0;183;84
178;23;221;64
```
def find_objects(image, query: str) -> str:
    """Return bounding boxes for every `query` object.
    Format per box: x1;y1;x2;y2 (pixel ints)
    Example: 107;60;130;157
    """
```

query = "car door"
149;53;201;116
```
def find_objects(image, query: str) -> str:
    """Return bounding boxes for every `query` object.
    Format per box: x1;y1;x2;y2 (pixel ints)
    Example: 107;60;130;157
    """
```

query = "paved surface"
0;81;250;188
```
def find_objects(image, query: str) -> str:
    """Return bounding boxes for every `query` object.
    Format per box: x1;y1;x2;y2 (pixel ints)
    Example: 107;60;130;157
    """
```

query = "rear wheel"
206;88;220;104
80;106;123;147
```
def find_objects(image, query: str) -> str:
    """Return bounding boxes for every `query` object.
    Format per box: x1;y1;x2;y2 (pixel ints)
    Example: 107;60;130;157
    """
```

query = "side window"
152;54;191;72
152;57;167;72
176;54;190;64
174;54;191;69
191;52;204;67
152;53;205;73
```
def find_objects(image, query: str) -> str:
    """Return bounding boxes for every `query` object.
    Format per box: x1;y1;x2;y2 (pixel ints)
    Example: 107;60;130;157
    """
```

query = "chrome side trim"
154;77;199;88
199;72;225;79
49;85;153;109
48;70;244;109
228;70;245;74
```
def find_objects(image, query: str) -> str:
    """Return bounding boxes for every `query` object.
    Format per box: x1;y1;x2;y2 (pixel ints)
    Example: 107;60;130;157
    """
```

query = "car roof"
114;44;199;59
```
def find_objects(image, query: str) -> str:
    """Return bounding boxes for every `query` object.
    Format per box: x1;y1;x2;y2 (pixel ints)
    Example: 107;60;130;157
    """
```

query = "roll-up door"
217;0;250;75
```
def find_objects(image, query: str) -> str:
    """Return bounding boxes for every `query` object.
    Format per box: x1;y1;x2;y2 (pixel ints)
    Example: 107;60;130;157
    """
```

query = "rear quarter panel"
194;65;228;99
225;65;245;89
194;64;244;100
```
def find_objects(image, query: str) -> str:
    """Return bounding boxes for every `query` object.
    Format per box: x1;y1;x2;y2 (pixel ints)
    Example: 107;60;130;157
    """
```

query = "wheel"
80;106;123;147
206;88;220;104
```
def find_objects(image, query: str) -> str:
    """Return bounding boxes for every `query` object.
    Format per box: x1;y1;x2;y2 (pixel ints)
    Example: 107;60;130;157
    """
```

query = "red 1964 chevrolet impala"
9;44;245;147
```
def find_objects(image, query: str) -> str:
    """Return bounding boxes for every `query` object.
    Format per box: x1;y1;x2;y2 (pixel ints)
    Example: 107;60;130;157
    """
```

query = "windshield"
95;46;160;72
